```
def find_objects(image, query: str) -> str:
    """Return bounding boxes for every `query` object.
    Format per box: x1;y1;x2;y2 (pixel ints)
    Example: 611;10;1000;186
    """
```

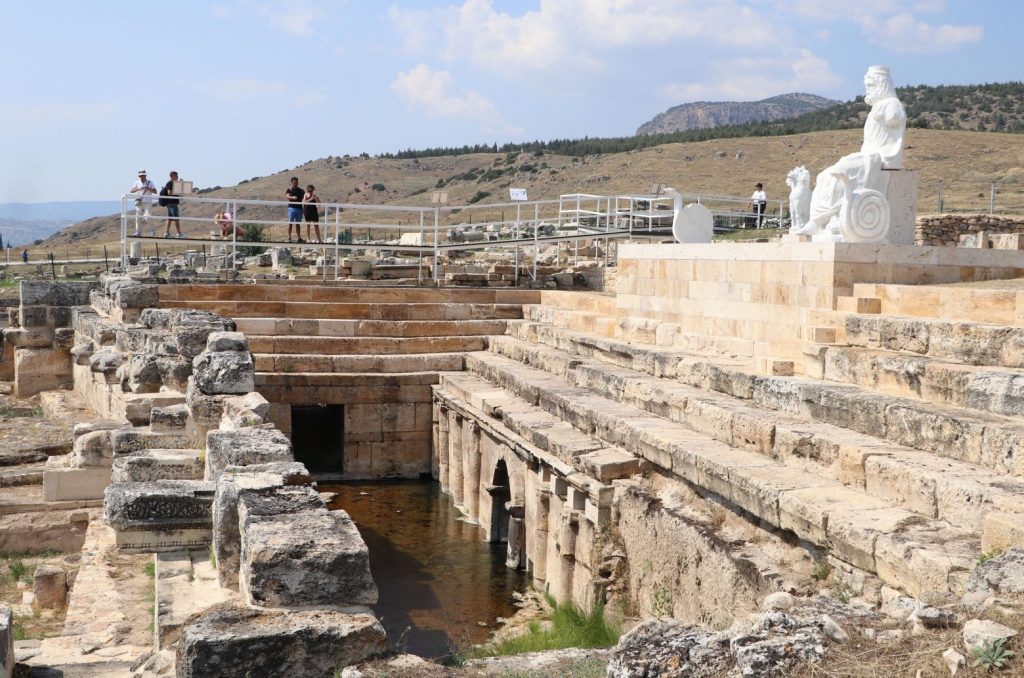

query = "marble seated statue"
789;65;913;243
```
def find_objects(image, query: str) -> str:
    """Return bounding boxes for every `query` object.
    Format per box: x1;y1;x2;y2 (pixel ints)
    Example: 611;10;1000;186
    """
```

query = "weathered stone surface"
192;351;255;395
206;426;292;480
176;603;385;678
19;280;97;307
111;428;192;456
114;283;159;309
156;356;193;392
89;348;123;376
206;331;248;353
120;353;163;393
962;619;1017;651
104;480;215;530
967;548;1024;595
32;565;67;610
72;429;114;467
111;450;204;483
239;505;377;608
606;620;733;678
151;403;190;432
221;392;270;428
1;605;12;678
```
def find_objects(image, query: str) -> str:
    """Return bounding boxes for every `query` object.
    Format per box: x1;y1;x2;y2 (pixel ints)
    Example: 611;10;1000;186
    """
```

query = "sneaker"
177;233;184;238
164;233;171;238
296;238;305;244
132;230;140;237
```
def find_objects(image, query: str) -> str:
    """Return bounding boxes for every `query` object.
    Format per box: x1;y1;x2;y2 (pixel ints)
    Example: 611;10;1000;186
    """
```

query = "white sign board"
172;180;194;195
509;188;528;202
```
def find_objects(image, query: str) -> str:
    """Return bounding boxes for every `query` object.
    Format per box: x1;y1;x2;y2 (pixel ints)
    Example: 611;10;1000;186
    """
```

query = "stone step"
155;550;233;650
235;317;508;338
852;282;1021;324
111;449;205;483
160;283;540;305
111;427;195;457
836;296;882;314
823;345;1024;417
454;352;978;596
844;313;1024;368
507;320;1024;479
161;300;524;321
536;290;618;316
246;334;489;355
253;352;465;374
483;337;1024;535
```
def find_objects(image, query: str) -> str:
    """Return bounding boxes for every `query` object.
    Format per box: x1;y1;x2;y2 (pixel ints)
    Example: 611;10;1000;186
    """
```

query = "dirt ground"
0;551;80;641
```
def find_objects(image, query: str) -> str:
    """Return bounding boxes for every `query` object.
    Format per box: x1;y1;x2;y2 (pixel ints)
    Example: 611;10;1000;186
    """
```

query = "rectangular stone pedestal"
43;459;111;501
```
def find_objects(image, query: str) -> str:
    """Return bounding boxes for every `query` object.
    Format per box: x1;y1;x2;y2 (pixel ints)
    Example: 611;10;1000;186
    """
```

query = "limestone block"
885;170;917;246
104;480;215;550
111;450;204;483
70;340;95;366
192;350;255;395
14;346;72;396
981;512;1024;553
2;327;53;348
120;353;162;394
43;458;111;501
111;428;192;456
176;603;385;678
19;280;97;307
114;283;159;309
962;619;1017;653
72;429;114;467
0;606;10;678
89;348;123;379
573;449;643;482
206;426;293;480
222;392;271;429
239;505;378;608
874;523;977;597
151;403;190;432
156;356;193;392
32;565;67;610
206;331;248;353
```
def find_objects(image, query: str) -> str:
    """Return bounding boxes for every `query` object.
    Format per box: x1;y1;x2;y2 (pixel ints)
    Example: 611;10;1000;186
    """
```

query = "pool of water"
322;480;529;659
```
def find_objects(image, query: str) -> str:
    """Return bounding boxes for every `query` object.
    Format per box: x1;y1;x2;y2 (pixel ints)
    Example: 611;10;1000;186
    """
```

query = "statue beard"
865;80;896;106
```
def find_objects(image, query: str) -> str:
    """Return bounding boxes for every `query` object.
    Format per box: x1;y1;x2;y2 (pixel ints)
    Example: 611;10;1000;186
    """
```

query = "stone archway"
486;459;526;570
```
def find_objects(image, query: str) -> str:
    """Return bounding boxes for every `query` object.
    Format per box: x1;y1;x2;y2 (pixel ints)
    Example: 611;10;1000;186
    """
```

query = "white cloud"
389;0;779;76
661;49;841;101
212;0;330;36
293;88;328;108
390;64;522;135
863;12;983;53
0;103;115;129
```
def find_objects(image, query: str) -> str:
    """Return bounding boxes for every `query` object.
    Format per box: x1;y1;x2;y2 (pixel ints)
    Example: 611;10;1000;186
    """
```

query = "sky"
1;0;1019;203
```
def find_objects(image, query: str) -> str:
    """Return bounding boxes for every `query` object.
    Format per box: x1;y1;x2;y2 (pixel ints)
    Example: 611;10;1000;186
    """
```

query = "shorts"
288;206;303;223
303;207;319;222
166;204;180;217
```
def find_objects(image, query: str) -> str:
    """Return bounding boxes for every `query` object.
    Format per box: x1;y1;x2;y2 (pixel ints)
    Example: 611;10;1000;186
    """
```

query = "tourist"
129;169;158;234
162;170;183;238
216;210;242;238
303;184;322;244
21;249;27;263
749;183;767;229
285;177;305;243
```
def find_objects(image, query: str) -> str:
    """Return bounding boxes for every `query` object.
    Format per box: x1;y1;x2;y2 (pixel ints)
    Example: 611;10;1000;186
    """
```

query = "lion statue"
786;166;812;235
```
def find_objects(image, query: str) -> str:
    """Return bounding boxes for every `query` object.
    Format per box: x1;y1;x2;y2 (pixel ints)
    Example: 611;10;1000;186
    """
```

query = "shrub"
468;191;491;204
238;223;268;256
474;599;619;657
371;183;386;192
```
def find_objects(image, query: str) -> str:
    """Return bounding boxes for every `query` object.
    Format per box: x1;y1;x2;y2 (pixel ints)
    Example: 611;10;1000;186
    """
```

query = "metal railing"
119;189;784;283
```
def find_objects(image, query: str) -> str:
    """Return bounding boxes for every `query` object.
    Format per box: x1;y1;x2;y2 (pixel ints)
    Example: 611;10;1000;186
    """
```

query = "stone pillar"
506;503;526;570
448;411;464;508
532;483;550;585
462;420;481;522
436;404;449;493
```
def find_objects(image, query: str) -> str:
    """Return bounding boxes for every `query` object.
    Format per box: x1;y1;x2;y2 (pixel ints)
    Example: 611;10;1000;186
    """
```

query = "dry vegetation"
0;551;77;641
33;128;1024;259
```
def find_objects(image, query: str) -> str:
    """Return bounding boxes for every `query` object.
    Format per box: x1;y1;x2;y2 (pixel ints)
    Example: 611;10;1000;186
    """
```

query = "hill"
35;127;1024;254
636;93;839;135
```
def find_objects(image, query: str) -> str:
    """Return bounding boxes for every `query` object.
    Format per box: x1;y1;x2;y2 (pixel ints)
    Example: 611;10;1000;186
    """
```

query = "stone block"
206;331;248;353
14;346;71;396
0;606;11;678
32;565;67;610
982;511;1024;553
114;283;159;309
3;327;53;348
176;603;385;678
19;280;97;307
192;350;255;395
206;426;293;480
111;450;204;483
240;506;378;608
151;403;190;432
71;429;114;467
104;480;215;551
43;458;111;501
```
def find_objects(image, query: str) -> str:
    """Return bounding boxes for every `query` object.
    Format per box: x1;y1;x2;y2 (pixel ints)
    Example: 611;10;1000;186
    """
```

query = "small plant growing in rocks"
972;637;1016;672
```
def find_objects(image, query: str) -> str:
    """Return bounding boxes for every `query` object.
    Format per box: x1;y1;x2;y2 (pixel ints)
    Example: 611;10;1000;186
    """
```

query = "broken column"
32;565;67;610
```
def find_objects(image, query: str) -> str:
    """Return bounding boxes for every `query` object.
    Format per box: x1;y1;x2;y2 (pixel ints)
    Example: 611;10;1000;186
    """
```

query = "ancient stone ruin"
1;229;1024;676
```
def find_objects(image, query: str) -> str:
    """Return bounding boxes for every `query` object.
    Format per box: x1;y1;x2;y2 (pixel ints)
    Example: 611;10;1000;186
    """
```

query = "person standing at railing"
749;182;767;229
286;176;305;243
129;170;157;234
303;184;322;244
161;170;183;238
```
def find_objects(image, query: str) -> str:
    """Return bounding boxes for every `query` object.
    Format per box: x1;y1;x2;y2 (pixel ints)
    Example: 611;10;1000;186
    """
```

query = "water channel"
323;480;529;659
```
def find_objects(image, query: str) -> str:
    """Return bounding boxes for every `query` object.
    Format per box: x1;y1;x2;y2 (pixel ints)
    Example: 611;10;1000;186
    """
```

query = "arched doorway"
487;460;511;543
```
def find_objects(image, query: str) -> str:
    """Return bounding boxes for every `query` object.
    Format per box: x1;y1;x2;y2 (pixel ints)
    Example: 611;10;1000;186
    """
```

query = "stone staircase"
439;289;1024;598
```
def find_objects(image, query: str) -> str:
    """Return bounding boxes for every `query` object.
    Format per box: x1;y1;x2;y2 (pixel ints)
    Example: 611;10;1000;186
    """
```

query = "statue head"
864;65;896;105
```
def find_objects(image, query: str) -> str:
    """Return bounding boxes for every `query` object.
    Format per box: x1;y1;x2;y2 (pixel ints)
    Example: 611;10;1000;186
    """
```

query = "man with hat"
130;169;158;235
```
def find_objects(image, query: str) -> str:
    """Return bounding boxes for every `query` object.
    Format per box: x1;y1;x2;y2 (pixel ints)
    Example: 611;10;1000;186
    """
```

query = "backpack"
158;186;169;207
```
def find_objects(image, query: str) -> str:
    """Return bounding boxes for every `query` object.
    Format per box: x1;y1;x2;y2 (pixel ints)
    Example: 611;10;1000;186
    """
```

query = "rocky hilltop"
636;93;839;135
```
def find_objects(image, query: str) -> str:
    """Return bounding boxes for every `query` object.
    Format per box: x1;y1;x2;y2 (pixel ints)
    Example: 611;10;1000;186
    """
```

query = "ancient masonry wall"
916;213;1024;247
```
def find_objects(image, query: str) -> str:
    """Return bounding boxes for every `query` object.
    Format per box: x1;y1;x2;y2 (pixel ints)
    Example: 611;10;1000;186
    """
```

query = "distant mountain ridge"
636;93;840;135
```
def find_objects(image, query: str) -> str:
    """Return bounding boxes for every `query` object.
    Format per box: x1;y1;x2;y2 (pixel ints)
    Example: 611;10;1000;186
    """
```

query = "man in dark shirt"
163;170;182;238
286;177;304;242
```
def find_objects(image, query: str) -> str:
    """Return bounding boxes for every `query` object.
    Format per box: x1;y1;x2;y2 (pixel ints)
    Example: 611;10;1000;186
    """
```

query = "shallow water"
323;480;528;659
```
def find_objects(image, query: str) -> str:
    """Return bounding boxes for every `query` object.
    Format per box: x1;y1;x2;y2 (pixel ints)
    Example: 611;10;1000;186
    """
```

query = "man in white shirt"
130;169;157;234
749;182;767;229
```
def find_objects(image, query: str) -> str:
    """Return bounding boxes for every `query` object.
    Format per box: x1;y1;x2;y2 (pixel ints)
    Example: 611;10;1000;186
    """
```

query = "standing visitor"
21;249;28;263
303;184;322;244
162;170;183;238
130;170;158;234
749;182;767;229
285;177;305;243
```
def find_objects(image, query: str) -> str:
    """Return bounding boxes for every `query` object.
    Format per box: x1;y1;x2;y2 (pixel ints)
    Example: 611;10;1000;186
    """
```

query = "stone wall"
916;213;1024;247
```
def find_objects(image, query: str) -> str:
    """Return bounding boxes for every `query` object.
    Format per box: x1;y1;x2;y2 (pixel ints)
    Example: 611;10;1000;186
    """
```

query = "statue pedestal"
886;169;918;245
